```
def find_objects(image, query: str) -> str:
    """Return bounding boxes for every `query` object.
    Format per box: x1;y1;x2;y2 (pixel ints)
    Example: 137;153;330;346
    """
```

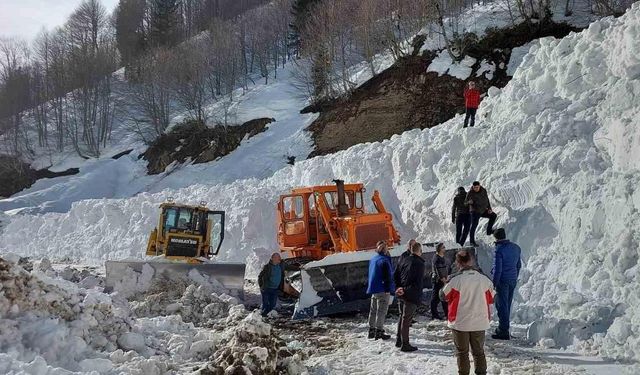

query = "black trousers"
464;108;477;127
456;213;471;246
430;280;448;318
469;211;497;244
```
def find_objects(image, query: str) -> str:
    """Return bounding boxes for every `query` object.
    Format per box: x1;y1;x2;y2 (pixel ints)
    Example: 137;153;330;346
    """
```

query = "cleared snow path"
303;318;637;374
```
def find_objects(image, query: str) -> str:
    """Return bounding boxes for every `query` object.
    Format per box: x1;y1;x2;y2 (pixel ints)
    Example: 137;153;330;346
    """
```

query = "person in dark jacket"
466;181;497;246
491;228;522;340
258;253;285;317
394;239;416;339
366;241;395;340
452;187;471;246
395;241;425;352
430;243;449;320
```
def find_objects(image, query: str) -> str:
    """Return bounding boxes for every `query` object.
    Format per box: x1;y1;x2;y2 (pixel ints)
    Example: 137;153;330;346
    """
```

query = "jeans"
495;279;518;334
456;213;471;246
261;288;279;317
368;292;390;330
397;300;418;346
464;108;477;127
469;211;497;244
452;329;487;375
430;280;449;318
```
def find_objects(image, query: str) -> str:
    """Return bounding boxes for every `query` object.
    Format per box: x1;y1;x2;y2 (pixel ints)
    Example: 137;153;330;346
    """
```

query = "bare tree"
0;38;32;155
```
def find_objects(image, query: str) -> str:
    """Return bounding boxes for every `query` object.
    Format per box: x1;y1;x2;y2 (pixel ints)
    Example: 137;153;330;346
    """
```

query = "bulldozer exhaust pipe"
333;179;349;217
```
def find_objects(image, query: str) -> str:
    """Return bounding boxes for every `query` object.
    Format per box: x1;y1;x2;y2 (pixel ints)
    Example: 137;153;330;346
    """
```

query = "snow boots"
368;328;376;339
400;343;418;352
375;329;391;340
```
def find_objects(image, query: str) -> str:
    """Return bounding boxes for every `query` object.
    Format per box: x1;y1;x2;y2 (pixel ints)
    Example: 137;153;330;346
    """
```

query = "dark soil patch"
306;20;580;157
0;155;79;198
143;117;274;174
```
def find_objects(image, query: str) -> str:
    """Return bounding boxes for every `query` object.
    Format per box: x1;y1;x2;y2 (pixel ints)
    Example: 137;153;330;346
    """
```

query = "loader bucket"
105;260;246;300
292;245;476;319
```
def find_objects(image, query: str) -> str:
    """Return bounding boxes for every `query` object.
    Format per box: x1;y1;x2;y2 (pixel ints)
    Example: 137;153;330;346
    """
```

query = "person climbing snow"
430;243;449;320
442;250;495;375
258;253;285;317
366;241;395;340
463;81;483;128
491;228;522;340
452;186;471;246
466;181;497;246
394;241;425;352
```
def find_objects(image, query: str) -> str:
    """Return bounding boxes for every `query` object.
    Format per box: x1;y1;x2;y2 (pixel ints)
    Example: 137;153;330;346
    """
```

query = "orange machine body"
276;180;401;261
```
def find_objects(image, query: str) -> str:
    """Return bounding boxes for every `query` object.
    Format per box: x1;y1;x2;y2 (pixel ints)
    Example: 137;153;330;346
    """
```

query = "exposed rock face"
306;21;579;157
143;118;274;174
0;155;79;198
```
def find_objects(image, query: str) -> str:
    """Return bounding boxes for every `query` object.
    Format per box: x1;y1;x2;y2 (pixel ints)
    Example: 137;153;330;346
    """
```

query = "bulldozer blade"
292;245;476;319
105;260;246;300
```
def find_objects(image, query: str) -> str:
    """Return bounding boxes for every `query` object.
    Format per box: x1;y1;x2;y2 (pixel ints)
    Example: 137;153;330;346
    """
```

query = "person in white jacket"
442;250;496;375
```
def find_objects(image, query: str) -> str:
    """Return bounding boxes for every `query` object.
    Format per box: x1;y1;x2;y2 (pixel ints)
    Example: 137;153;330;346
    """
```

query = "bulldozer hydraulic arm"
315;192;344;252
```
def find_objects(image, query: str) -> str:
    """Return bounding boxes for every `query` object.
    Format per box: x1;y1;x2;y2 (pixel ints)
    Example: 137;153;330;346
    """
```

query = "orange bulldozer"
276;179;402;318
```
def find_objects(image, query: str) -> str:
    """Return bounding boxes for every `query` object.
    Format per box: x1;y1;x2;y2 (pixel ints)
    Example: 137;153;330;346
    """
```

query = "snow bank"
0;257;305;373
427;51;477;79
3;2;640;362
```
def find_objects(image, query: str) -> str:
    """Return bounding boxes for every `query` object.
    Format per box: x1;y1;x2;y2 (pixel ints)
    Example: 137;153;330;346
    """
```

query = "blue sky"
0;0;120;41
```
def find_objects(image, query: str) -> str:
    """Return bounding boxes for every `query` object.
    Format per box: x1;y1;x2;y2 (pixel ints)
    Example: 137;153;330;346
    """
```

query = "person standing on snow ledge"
463;81;484;128
491;228;522;340
452;186;471;246
466;181;497;246
366;241;395;340
442;250;495;375
258;253;285;317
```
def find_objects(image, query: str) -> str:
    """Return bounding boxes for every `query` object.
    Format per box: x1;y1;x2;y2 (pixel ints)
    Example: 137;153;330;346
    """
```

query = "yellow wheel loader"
105;201;245;298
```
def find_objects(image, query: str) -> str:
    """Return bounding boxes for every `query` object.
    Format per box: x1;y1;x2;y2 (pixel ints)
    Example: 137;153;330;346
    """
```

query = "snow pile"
130;281;239;326
427;50;477;79
0;257;131;372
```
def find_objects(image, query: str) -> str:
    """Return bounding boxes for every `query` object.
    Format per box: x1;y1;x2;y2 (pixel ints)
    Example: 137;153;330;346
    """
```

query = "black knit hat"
493;228;506;240
472;181;481;186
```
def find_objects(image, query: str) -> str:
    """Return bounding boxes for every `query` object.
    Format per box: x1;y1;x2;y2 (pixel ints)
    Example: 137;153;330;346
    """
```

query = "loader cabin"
147;202;225;261
277;180;400;261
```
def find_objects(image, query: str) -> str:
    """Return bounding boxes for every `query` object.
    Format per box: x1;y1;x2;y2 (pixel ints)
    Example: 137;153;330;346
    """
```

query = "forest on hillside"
0;0;631;160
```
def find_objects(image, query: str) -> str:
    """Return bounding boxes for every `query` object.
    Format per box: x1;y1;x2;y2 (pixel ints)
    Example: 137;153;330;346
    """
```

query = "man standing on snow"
395;241;425;352
452;186;471;246
394;239;417;337
366;241;395;340
466;181;497;246
442;250;495;375
491;228;522;340
258;253;285;317
463;81;482;128
430;243;449;320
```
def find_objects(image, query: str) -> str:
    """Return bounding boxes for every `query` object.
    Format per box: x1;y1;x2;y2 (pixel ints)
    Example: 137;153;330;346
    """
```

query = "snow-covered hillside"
3;2;640;362
0;66;316;214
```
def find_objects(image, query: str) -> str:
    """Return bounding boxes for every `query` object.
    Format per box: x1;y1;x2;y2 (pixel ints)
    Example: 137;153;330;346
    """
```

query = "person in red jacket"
463;81;482;128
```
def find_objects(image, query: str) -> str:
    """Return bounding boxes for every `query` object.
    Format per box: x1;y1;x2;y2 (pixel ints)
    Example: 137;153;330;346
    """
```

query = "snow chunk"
428;51;476;79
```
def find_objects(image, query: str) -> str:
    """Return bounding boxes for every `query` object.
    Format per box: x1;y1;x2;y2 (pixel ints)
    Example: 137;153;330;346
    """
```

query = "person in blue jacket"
491;228;522;340
367;240;395;340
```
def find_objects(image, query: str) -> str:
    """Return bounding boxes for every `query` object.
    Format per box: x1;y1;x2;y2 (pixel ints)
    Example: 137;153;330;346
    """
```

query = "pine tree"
150;0;182;48
290;0;320;50
115;0;146;79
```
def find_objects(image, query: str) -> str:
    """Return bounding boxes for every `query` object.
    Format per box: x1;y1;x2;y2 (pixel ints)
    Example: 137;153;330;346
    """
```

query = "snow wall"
2;3;640;361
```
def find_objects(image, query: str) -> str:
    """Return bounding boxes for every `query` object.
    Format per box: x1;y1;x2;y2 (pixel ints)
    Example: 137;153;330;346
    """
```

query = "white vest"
442;269;496;332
